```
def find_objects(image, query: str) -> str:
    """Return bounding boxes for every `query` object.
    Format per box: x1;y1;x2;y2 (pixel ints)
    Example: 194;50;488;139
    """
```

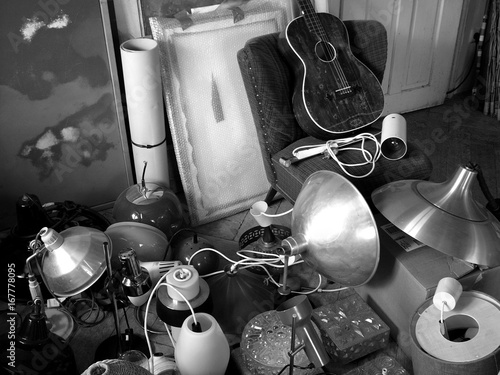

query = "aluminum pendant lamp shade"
372;164;500;267
281;170;380;287
40;226;109;297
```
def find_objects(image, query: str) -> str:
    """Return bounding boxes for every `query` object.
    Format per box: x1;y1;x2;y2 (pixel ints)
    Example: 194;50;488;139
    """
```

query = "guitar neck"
296;0;328;39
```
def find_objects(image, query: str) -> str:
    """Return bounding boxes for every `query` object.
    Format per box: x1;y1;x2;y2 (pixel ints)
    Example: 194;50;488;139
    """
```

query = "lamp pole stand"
104;242;124;356
287;314;306;375
94;242;149;361
278;255;292;296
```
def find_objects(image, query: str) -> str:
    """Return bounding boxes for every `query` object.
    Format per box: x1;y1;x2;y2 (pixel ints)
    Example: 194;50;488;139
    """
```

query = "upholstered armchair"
237;20;432;205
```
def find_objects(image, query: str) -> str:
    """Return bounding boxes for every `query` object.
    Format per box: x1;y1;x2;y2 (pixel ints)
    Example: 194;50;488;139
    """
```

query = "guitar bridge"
335;86;352;94
330;85;358;101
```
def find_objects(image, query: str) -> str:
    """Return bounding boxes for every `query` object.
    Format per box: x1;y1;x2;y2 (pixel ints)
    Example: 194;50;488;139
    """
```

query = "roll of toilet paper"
433;277;463;311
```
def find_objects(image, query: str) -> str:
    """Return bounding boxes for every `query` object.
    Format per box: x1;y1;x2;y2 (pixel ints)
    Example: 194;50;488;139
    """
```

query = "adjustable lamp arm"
26;236;47;307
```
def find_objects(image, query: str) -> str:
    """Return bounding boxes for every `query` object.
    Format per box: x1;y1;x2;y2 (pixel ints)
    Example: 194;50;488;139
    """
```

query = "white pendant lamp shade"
372;164;500;267
174;313;230;375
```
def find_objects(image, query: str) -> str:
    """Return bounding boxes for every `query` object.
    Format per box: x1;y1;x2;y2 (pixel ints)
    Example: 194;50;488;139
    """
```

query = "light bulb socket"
191;321;202;332
280;233;308;256
119;249;152;307
166;265;199;301
121;272;152;298
40;227;64;252
119;249;152;298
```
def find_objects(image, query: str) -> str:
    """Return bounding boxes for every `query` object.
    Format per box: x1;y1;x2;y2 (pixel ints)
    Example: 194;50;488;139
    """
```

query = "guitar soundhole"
315;41;336;63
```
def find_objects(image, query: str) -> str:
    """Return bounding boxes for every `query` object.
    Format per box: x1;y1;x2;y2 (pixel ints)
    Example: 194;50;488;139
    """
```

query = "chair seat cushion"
272;135;432;203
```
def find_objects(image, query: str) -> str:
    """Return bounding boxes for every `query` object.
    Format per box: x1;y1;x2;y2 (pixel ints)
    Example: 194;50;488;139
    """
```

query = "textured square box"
312;293;390;365
343;355;409;374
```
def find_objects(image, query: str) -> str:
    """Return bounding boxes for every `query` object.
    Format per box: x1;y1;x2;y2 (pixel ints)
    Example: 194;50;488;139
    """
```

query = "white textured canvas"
151;1;292;225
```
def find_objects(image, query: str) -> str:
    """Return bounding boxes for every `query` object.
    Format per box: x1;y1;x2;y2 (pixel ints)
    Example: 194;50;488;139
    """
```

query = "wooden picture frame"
0;0;133;230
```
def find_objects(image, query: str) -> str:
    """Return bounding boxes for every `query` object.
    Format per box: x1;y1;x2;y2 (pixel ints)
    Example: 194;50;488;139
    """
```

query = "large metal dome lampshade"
372;164;500;267
40;226;109;297
279;171;380;287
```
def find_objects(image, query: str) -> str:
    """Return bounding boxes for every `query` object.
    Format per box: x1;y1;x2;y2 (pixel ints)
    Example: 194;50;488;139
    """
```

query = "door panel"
314;0;464;114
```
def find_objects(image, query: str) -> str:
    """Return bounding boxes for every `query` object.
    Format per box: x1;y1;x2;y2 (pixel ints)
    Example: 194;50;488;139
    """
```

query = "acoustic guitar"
279;0;385;140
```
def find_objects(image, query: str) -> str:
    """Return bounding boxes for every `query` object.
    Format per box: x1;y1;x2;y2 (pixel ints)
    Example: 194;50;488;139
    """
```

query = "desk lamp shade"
206;266;275;336
372;164;500;267
13;299;78;374
281;171;380;286
40;226;108;297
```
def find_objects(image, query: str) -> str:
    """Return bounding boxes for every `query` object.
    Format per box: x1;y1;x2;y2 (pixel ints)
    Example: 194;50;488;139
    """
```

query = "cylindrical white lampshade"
120;38;170;187
174;313;229;375
250;201;274;227
381;113;407;160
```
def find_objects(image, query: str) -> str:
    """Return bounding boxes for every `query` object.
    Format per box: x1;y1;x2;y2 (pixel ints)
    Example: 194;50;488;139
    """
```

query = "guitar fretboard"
297;0;328;39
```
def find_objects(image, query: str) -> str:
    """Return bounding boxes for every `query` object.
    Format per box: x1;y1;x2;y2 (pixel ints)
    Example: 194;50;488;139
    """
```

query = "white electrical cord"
143;245;349;373
143;273;198;374
256;208;294;217
187;247;348;295
292;132;382;178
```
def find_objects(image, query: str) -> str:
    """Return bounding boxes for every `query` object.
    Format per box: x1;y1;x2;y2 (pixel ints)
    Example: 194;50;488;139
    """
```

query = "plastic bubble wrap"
150;1;292;225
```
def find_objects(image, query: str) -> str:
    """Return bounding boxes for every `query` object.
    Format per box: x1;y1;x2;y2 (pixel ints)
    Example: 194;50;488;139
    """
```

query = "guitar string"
301;1;348;87
301;0;352;94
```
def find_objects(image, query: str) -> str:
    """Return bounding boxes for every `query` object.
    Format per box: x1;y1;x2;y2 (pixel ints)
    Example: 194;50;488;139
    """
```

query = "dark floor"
404;93;499;200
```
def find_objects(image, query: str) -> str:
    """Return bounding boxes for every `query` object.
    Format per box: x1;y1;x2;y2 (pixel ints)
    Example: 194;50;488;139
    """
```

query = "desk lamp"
274;170;380;373
28;226;147;361
277;170;380;295
372;163;500;267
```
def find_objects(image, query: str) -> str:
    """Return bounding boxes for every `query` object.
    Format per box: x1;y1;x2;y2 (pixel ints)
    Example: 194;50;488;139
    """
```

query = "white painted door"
314;0;464;114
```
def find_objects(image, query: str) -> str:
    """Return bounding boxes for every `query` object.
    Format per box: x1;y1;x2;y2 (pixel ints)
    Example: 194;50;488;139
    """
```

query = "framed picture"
0;0;133;230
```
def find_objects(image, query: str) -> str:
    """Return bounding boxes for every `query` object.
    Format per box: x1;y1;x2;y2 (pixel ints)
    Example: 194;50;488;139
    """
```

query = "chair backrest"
237;20;388;185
